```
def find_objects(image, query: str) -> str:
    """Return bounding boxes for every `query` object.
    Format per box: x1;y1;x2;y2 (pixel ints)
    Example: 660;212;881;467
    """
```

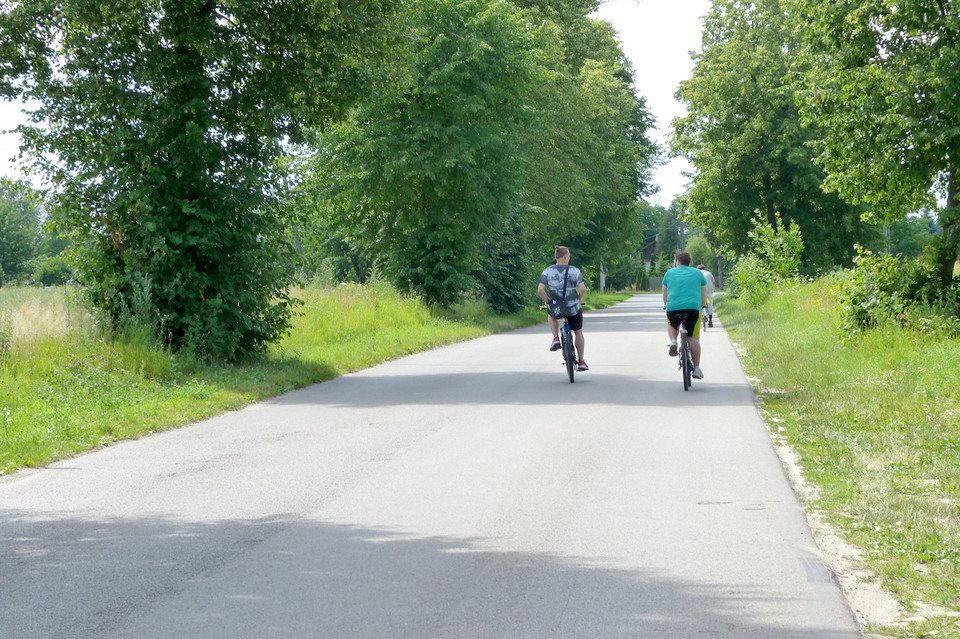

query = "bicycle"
675;311;695;391
701;306;708;332
560;315;576;383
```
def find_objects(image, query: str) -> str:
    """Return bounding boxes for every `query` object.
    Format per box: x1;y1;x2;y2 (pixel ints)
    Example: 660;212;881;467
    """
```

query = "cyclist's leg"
689;312;703;367
547;314;559;340
569;311;585;362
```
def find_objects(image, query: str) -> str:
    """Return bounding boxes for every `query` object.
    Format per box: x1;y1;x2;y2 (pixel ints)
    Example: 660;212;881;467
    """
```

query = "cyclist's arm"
537;282;550;305
577;281;586;302
701;285;709;308
662;285;668;308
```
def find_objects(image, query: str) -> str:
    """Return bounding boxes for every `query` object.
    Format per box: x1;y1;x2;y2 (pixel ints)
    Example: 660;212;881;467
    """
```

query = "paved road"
0;295;860;638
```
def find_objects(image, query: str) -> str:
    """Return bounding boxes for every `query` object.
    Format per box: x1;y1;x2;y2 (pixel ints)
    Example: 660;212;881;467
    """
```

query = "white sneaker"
692;367;704;379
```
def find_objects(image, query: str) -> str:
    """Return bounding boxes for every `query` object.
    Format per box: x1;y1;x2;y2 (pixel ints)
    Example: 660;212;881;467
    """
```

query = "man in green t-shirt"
662;251;708;379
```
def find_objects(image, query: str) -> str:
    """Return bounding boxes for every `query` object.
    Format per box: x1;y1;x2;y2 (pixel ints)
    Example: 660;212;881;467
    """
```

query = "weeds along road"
0;295;860;639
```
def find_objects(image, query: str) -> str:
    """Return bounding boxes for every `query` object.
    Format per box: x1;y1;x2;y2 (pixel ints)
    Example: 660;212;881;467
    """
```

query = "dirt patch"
769;433;905;631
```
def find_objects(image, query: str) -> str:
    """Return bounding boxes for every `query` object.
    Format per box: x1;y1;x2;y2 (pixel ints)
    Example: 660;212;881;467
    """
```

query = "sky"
593;0;712;207
0;0;711;203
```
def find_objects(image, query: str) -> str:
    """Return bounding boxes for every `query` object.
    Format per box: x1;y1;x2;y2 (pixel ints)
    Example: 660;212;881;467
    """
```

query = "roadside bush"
32;257;73;286
727;212;804;305
728;253;775;306
836;245;958;335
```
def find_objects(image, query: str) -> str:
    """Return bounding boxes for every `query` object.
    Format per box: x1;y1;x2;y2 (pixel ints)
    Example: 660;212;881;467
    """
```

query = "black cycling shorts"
666;309;701;339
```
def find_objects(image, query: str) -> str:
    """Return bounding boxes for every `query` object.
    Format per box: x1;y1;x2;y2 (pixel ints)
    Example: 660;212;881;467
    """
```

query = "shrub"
32;257;73;286
727;212;804;304
836;245;952;334
728;253;775;306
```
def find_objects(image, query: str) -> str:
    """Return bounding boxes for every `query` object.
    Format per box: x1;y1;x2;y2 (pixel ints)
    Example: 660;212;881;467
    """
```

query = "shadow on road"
0;510;855;638
272;370;756;410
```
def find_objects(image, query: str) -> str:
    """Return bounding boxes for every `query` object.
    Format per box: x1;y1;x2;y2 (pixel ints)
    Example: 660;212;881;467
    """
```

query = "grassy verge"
719;279;960;638
0;282;629;476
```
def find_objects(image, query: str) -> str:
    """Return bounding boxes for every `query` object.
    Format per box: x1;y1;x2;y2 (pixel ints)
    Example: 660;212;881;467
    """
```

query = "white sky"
593;0;711;207
0;99;29;178
0;1;710;203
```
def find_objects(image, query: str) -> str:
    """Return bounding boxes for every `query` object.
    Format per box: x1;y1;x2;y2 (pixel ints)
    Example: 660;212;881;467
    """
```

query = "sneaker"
577;360;589;371
668;342;678;357
692;367;704;379
549;338;561;351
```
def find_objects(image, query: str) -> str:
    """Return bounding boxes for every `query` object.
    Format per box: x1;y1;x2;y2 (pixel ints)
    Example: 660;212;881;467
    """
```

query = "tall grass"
0;283;628;476
720;279;960;637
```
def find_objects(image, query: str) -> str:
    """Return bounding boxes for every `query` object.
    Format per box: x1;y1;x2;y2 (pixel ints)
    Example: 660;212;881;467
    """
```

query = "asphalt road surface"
0;295;861;638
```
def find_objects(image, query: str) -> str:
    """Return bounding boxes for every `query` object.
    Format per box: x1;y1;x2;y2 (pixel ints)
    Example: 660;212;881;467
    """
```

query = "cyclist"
663;251;708;379
697;264;716;327
538;245;588;371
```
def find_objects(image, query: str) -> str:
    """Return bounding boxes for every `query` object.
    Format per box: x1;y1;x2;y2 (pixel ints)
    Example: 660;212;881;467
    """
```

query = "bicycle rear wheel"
680;334;691;391
562;330;575;383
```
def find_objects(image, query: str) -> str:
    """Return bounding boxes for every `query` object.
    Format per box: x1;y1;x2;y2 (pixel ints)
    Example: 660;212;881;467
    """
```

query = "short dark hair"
555;245;570;260
675;251;692;266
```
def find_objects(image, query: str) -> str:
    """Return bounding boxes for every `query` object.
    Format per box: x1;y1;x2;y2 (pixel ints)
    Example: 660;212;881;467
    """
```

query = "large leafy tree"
0;0;391;358
788;0;960;282
672;0;872;271
0;178;38;281
519;12;658;273
313;0;542;308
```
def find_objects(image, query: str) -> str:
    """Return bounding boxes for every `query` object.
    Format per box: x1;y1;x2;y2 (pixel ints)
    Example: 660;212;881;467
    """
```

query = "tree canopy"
671;0;873;272
0;0;393;358
787;0;960;281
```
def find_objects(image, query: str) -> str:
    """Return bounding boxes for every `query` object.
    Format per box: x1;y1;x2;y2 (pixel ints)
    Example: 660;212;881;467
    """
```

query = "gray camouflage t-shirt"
539;264;584;316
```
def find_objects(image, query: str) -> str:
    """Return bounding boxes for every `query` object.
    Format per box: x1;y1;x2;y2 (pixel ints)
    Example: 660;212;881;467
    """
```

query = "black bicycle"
675;311;695;391
560;315;576;383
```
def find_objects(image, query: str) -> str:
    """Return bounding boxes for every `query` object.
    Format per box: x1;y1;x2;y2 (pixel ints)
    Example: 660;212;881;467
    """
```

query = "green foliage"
728;211;803;303
836;246;959;336
788;0;960;280
475;206;534;314
31;256;72;286
0;179;39;281
748;210;803;279
728;253;774;306
672;0;872;272
684;235;718;273
1;0;394;360
312;0;543;307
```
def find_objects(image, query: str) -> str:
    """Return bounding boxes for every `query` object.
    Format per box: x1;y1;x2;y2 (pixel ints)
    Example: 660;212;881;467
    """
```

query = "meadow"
0;282;626;475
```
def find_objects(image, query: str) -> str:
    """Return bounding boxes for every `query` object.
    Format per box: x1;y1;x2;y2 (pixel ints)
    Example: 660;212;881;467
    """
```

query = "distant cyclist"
663;251;708;379
538;245;588;371
697;264;716;327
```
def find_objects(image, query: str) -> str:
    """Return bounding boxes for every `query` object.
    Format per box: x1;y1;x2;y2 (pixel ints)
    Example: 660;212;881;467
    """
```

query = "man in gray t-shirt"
537;245;588;371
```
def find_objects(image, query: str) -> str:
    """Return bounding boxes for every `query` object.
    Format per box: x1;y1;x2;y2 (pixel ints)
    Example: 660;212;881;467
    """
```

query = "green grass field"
0;282;627;475
719;279;960;638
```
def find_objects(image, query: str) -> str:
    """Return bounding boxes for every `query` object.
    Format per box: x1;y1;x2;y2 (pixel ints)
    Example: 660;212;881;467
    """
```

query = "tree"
312;0;542;308
518;14;659;274
672;0;872;272
0;178;38;282
0;0;392;358
788;0;960;282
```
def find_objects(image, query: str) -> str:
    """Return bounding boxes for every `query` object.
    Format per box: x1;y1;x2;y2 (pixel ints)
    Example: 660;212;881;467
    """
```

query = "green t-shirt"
663;265;706;311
